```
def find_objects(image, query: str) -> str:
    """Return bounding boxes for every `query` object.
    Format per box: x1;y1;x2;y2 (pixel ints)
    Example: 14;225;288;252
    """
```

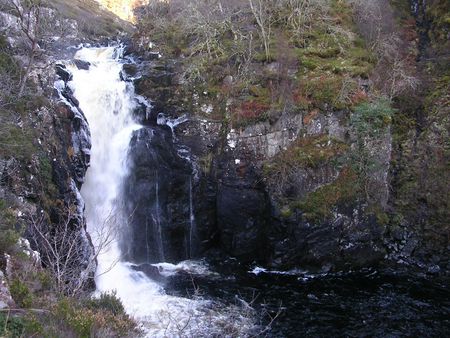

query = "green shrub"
0;313;43;337
54;298;94;337
36;270;53;291
10;279;33;308
0;313;26;337
0;229;20;255
351;98;395;137
85;291;125;316
53;297;137;338
349;97;395;203
0;201;21;255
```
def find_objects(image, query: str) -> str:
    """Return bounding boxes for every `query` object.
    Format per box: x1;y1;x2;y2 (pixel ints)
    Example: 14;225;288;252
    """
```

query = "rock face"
31;63;95;291
121;126;194;264
125;0;448;272
216;156;269;262
0;271;15;309
128;52;392;272
213;109;389;271
0;61;95;292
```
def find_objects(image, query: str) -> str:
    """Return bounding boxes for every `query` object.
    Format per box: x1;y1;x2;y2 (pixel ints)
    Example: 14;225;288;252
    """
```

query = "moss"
0;200;21;254
263;134;349;194
280;206;293;218
291;134;348;168
305;46;341;59
0;51;18;75
39;156;53;186
302;75;349;108
248;85;270;98
300;57;319;70
366;205;390;225
231;97;271;128
294;167;360;221
0;102;41;160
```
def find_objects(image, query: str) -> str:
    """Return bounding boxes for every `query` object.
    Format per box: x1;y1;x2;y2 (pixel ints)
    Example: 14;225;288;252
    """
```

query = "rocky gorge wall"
125;52;391;273
0;0;130;301
127;0;449;274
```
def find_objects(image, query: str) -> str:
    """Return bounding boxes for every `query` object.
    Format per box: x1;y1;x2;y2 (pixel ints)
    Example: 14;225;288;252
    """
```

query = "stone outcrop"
121;126;194;264
127;53;392;272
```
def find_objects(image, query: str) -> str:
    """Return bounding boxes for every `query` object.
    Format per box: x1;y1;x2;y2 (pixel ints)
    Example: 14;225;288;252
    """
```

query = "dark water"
165;261;450;337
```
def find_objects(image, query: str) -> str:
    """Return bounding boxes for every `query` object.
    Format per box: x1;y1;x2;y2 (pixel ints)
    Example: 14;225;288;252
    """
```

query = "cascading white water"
65;45;255;336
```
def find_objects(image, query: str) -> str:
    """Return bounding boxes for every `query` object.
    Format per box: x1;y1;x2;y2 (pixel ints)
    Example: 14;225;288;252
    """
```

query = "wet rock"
215;155;270;263
74;59;90;70
122;126;193;264
62;87;80;107
427;265;440;274
147;52;161;60
56;64;73;82
0;270;15;309
131;263;164;281
123;63;138;77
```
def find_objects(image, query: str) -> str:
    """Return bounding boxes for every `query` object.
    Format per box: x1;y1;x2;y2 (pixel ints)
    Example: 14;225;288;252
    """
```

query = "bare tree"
277;0;328;41
6;0;45;97
29;206;91;295
349;0;419;98
28;204;120;296
248;0;275;62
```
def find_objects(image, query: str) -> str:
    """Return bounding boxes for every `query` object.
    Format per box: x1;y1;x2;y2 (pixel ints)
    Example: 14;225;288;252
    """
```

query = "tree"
5;0;44;97
248;0;275;62
349;0;419;98
28;205;118;296
350;98;395;204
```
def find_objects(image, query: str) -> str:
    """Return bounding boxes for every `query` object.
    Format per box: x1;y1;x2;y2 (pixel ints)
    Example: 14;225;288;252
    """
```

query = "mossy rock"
294;167;360;221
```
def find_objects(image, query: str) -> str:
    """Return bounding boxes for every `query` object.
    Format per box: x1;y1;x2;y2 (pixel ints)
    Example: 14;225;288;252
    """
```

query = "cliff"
129;0;449;273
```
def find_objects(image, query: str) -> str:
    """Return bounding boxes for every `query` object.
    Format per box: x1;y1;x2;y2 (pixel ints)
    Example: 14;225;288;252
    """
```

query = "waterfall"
64;45;254;336
66;45;191;333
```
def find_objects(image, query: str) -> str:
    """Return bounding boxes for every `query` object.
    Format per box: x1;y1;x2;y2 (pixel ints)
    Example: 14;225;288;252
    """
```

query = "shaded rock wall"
122;126;193;264
128;51;391;272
